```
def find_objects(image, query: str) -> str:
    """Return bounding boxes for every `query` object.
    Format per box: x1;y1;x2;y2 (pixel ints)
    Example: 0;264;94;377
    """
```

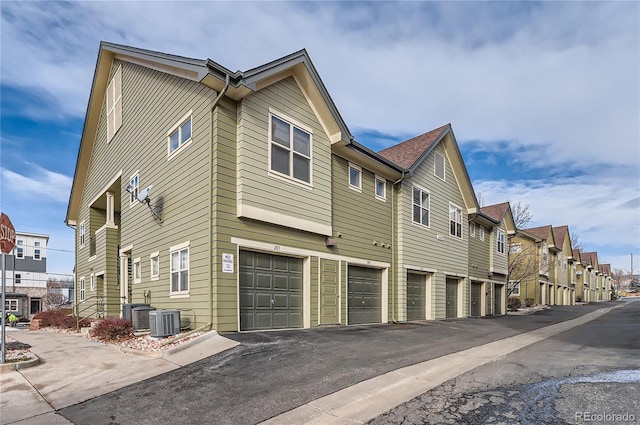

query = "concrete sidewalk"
0;329;239;425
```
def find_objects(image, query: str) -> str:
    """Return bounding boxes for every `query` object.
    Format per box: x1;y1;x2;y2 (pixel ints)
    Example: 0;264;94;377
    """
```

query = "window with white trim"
79;277;85;301
133;258;141;284
129;174;139;205
469;222;476;237
449;204;463;238
15;273;21;285
79;222;85;247
509;243;522;253
34;249;41;260
480;227;485;241
375;175;386;200
168;113;192;156
349;163;362;191
5;299;18;312
16;240;24;258
150;253;159;279
497;229;505;254
270;114;311;184
412;186;430;227
511;282;520;296
170;243;189;294
434;151;445;181
106;65;122;142
90;275;95;291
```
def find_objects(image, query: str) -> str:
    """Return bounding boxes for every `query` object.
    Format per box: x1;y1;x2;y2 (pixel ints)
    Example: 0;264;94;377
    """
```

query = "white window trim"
509;243;522;254
511;281;520;296
497;229;506;255
79;277;86;302
5;299;18;312
34;249;41;260
169;241;190;296
375;175;386;201
133;258;141;284
15;273;21;285
90;274;95;291
267;109;314;187
412;184;431;228
167;110;193;159
348;163;362;192
16;242;24;259
449;203;464;240
128;172;139;207
79;222;85;247
106;65;122;143
480;227;485;241
434;151;446;181
150;252;160;281
469;222;476;237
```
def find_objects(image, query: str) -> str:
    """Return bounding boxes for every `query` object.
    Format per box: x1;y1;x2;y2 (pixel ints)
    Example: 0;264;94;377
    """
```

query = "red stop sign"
0;212;16;254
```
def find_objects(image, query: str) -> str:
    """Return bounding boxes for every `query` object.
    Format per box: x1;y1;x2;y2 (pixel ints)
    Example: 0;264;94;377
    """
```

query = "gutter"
207;75;231;331
390;171;408;322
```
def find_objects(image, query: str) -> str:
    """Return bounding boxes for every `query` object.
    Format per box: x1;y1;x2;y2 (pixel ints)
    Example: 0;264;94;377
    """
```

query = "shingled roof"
378;124;449;169
523;225;553;241
480;202;510;222
581;251;598;266
552;225;569;248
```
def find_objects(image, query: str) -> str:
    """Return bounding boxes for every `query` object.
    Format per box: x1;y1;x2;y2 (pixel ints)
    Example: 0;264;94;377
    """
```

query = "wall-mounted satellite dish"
137;185;153;203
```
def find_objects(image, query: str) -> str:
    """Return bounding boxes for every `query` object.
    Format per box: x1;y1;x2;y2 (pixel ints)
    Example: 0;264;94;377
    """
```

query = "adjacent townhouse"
508;226;552;306
2;231;49;319
581;252;600;302
573;249;587;302
552;225;575;305
600;263;613;300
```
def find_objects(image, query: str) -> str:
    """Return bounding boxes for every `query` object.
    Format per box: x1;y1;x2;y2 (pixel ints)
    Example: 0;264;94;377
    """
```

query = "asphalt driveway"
59;303;609;425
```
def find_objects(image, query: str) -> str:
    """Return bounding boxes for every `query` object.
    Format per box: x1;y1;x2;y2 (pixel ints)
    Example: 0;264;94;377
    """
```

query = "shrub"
524;298;535;307
507;297;521;311
576;296;583;303
33;309;90;329
90;318;133;342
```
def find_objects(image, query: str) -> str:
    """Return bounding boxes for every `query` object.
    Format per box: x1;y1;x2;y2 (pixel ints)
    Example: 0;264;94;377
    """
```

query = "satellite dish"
137;185;153;203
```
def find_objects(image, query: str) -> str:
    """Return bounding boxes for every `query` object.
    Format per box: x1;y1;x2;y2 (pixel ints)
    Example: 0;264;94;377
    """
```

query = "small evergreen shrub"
90;318;133;342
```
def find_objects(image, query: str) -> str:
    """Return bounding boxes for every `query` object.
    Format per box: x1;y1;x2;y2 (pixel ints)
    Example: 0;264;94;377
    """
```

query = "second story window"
270;114;311;184
434;151;445;181
509;243;522;253
129;174;139;205
375;176;386;200
79;222;85;247
449;204;463;238
16;240;24;258
168;113;192;156
35;249;41;260
106;65;122;142
497;229;505;254
349;163;362;191
469;222;476;237
412;186;430;227
480;227;485;241
15;273;21;285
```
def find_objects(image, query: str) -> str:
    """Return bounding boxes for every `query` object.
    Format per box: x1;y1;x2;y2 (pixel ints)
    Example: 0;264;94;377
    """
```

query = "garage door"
239;251;303;331
406;272;425;321
348;266;382;325
493;284;503;315
445;278;458;318
470;282;482;317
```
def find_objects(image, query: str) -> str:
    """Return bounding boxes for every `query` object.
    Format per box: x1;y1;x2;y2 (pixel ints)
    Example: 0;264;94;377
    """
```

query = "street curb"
0;352;40;372
117;330;220;359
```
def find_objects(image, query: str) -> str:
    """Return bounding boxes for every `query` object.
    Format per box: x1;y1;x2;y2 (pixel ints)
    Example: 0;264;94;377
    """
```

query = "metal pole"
2;253;7;363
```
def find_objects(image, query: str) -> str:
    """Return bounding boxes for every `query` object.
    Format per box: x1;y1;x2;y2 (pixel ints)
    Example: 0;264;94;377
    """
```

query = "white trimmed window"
511;282;520;296
349;163;362;191
129;174;139;205
170;242;189;294
5;299;18;312
469;222;476;237
375;175;386;200
15;273;21;285
79;222;85;247
497;229;505;254
434;151;445;181
90;275;95;291
150;252;159;280
449;204;463;238
133;258;141;283
16;240;24;258
480;227;485;241
412;185;430;227
79;277;85;301
269;113;312;184
35;248;41;260
509;243;522;254
168;112;192;156
106;65;122;142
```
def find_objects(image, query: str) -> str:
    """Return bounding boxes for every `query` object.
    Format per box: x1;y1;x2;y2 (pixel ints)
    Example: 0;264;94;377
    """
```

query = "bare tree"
44;278;72;309
476;192;485;208
570;231;583;251
511;201;533;230
506;241;551;305
611;268;625;290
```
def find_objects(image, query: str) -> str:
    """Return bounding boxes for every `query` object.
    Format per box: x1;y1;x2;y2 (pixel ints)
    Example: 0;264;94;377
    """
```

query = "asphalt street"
58;302;614;425
369;298;640;424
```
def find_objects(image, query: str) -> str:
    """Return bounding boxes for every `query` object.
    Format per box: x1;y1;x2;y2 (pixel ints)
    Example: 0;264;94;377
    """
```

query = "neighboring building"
573;249;587;302
2;231;49;319
378;124;483;319
599;263;612;300
552;225;574;305
581;252;599;302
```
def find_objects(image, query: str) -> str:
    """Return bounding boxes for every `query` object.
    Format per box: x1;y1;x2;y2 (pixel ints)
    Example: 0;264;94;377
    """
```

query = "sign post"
1;212;17;364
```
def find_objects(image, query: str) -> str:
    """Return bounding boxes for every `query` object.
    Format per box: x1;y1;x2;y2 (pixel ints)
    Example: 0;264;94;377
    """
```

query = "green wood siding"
237;77;332;235
468;222;491;278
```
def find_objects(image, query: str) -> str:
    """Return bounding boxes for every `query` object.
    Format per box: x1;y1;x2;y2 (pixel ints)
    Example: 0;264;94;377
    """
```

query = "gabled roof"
523;225;557;249
552;225;573;255
478;202;516;234
581;251;599;268
600;263;612;276
572;249;582;263
378;125;448;169
67;42;397;225
378;124;479;212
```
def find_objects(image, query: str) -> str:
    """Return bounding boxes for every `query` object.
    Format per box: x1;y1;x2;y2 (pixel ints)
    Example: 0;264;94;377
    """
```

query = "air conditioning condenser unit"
149;310;180;337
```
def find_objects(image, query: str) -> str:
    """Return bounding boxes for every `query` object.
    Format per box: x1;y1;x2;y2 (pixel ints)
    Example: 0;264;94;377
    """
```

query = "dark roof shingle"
378;124;449;169
480;202;509;222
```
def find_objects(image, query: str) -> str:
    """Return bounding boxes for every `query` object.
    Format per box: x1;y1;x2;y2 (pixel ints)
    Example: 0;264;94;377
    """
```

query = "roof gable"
552;225;573;255
378;125;448;169
480;202;516;234
524;225;556;248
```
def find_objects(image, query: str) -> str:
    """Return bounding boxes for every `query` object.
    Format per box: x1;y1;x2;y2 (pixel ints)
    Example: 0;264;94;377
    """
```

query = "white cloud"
1;166;72;203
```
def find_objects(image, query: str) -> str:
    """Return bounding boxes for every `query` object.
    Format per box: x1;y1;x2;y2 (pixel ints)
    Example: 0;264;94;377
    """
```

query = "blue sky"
1;1;639;276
